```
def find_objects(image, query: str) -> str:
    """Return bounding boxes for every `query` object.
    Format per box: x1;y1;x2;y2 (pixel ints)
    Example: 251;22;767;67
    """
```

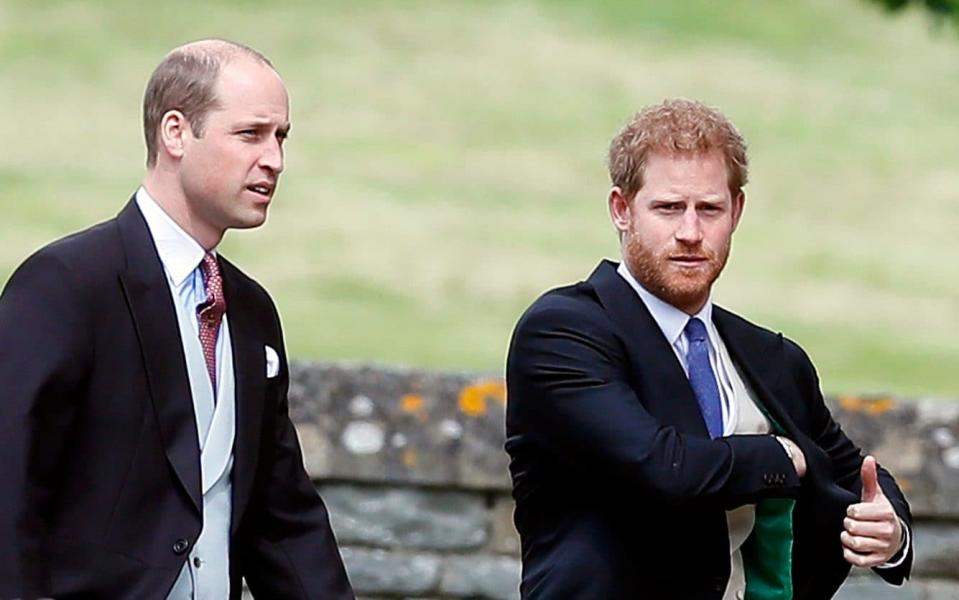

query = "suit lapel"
116;199;202;513
218;258;267;533
713;308;845;493
711;307;802;439
587;260;709;437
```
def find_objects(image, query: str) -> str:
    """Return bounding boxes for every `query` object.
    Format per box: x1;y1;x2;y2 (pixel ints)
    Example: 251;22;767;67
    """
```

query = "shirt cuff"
875;518;910;569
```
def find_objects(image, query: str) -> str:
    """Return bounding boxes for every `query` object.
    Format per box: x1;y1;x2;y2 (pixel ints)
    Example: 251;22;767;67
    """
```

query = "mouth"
246;182;275;201
668;255;709;268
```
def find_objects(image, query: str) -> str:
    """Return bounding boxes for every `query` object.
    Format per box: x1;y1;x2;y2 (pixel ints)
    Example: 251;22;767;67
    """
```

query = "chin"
658;275;714;311
232;211;268;230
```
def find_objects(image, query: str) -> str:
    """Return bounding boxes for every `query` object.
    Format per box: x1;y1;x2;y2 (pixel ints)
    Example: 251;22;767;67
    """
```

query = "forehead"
210;58;289;122
640;150;729;194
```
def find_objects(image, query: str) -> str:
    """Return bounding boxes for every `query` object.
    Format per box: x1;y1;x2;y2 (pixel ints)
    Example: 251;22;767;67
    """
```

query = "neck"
678;298;708;316
142;169;223;251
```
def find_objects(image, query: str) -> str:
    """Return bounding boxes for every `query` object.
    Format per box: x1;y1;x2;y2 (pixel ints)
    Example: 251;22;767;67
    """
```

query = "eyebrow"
236;120;292;136
652;193;726;203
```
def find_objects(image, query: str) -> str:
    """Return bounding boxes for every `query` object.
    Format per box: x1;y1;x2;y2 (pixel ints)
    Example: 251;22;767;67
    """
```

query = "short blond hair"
608;98;749;200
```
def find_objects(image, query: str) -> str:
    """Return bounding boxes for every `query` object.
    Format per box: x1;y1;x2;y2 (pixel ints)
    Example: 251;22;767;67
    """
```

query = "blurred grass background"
1;0;956;397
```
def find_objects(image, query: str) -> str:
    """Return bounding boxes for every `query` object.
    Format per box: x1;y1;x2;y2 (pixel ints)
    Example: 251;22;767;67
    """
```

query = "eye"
699;204;723;215
654;202;683;213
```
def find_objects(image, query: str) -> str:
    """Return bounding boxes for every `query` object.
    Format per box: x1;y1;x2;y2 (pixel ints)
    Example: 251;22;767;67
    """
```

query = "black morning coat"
0;199;355;599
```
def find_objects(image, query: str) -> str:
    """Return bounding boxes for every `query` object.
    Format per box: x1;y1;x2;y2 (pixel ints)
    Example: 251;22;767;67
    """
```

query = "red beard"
623;232;731;314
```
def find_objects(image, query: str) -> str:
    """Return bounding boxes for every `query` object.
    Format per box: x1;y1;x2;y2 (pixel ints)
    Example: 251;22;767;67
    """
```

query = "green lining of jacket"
742;497;795;600
742;404;795;600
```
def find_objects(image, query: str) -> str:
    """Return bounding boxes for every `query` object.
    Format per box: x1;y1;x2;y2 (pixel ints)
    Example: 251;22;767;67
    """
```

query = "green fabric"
742;498;795;600
742;405;795;599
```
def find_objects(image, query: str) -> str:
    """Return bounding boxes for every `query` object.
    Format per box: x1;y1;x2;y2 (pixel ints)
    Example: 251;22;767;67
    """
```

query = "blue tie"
684;318;723;438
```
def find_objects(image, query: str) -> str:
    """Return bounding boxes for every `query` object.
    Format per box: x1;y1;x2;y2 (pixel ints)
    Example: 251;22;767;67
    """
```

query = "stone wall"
273;362;959;599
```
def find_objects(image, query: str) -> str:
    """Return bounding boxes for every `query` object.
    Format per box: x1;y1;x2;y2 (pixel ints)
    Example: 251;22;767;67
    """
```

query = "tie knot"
200;253;221;282
684;317;708;343
198;253;226;319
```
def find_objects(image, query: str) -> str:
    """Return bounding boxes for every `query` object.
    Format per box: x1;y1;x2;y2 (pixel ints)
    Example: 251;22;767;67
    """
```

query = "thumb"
860;455;881;502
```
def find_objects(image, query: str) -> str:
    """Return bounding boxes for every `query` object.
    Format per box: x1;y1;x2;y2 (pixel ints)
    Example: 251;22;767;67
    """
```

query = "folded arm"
507;300;801;509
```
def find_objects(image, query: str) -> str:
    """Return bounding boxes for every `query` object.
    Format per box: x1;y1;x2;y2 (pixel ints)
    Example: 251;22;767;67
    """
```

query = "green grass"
1;0;957;398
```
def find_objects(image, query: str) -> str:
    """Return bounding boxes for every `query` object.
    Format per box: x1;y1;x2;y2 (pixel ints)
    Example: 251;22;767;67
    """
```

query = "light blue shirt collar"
135;186;214;288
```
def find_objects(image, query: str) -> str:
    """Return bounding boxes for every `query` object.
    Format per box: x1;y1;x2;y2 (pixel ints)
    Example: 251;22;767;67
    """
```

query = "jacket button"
173;538;190;555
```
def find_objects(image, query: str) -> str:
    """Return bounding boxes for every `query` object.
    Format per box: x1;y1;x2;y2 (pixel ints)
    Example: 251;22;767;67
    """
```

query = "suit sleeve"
506;300;800;509
0;251;91;599
784;340;913;585
240;306;354;600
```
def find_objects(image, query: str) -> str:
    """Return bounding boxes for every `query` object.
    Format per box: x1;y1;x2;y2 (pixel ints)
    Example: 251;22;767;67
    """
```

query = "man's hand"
774;436;806;478
841;455;904;568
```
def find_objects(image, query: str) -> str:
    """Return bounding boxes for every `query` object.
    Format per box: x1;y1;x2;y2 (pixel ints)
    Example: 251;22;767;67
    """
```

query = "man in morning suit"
0;40;354;599
505;99;913;599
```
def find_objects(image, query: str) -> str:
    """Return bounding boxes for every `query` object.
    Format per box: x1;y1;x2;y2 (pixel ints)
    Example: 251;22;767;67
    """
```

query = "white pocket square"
265;345;280;378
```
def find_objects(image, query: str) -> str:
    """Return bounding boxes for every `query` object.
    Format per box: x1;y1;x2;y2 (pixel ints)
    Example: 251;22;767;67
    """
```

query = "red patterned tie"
198;253;226;392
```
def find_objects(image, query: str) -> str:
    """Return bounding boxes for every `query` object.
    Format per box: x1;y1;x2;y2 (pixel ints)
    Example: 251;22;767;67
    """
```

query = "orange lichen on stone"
400;393;425;414
458;379;506;417
837;395;895;415
838;395;864;411
402;449;417;468
864;398;895;415
459;389;487;416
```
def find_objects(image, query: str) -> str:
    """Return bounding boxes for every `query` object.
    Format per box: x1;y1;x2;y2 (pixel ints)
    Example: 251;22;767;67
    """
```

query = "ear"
730;189;746;232
608;186;632;235
158;109;191;161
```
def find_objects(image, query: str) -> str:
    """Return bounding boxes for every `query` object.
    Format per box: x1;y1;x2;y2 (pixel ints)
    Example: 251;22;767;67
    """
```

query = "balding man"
0;40;354;599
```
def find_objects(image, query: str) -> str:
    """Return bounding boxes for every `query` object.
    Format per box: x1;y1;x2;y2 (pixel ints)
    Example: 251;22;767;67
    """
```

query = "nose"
258;137;284;174
675;207;703;245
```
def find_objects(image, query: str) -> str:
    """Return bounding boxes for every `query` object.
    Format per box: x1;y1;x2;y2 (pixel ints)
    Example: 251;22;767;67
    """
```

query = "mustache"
665;247;716;261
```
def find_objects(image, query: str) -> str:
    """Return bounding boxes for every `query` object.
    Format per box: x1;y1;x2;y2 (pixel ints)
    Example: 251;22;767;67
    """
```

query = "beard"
623;232;731;314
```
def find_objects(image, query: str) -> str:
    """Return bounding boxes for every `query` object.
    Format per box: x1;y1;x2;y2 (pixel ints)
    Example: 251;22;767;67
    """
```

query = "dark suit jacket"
505;260;912;599
0;200;354;599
